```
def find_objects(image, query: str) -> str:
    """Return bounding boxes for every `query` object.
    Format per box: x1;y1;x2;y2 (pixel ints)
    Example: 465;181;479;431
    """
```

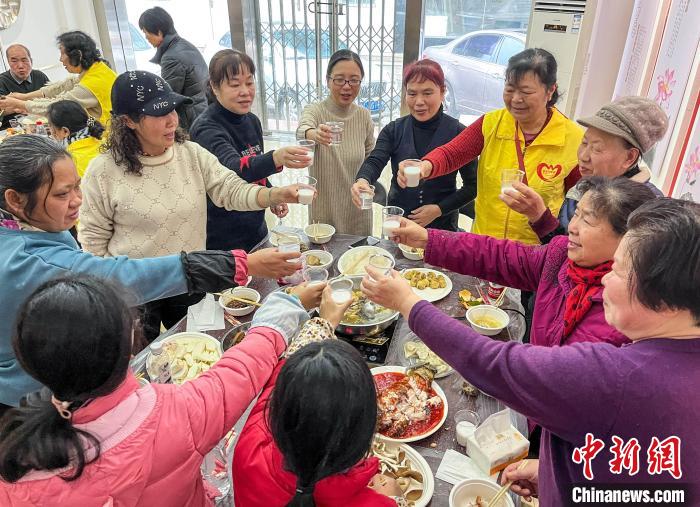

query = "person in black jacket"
0;44;49;129
139;6;208;132
352;59;477;231
190;50;312;251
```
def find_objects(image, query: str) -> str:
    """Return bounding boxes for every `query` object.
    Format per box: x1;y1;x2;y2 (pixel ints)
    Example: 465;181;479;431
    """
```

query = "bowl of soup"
466;305;509;336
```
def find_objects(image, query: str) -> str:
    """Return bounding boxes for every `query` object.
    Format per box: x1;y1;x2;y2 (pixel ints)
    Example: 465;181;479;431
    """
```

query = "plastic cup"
403;159;422;187
325;121;345;145
297;139;315;166
303;267;329;286
277;234;301;264
501;168;524;194
368;254;394;279
360;185;375;210
297;176;317;205
454;409;481;447
329;277;354;304
382;206;404;239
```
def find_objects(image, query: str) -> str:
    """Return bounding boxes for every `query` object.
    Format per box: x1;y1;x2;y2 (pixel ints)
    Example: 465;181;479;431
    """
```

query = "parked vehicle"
422;29;525;116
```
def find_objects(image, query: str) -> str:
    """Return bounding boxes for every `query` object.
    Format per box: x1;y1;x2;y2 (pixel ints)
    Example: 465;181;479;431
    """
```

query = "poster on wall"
646;0;700;176
673;113;700;202
614;0;662;99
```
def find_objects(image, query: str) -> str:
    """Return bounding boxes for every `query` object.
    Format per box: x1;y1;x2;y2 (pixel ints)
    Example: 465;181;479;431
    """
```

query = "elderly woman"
363;197;700;505
0;135;297;412
396;48;582;245
297;49;375;236
78;70;306;341
351;59;477;231
503;96;668;243
0;31;116;129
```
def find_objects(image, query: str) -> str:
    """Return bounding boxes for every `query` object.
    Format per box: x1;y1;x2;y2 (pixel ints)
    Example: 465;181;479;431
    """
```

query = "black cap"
111;70;192;117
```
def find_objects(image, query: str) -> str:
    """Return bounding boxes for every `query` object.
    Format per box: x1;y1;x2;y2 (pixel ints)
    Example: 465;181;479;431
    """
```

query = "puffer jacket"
151;33;208;131
0;326;287;507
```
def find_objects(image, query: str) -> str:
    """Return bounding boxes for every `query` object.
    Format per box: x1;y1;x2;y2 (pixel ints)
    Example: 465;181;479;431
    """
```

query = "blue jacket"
0;227;188;406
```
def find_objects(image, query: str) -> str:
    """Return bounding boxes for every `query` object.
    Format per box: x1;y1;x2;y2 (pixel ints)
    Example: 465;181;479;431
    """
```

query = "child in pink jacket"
0;274;309;507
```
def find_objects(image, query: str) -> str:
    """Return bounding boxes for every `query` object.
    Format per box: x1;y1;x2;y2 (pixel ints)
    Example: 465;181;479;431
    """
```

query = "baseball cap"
111;70;192;117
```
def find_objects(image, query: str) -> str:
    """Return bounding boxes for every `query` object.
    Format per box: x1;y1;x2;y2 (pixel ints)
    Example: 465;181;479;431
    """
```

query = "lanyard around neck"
513;124;529;185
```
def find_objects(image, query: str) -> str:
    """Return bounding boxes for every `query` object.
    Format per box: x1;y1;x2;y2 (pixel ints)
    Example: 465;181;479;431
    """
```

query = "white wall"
0;0;101;81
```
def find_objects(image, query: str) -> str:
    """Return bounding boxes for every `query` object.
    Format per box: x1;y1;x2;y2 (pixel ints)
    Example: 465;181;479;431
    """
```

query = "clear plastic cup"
277;234;301;264
303;267;329;286
329;277;354;304
402;159;422;187
325;121;345;145
297;176;317;205
382;206;404;238
360;184;375;210
368;253;395;279
454;409;481;447
297;139;315;166
501;168;524;194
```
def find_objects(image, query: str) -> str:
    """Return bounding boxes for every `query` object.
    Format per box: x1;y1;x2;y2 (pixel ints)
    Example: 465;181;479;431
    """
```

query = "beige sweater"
25;74;101;119
297;98;375;236
79;141;264;258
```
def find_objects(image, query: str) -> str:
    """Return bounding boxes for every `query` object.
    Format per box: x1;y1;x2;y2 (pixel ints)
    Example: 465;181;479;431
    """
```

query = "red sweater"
233;363;397;507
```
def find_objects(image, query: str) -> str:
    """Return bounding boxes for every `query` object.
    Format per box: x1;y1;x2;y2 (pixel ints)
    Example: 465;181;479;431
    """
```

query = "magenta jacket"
424;230;628;347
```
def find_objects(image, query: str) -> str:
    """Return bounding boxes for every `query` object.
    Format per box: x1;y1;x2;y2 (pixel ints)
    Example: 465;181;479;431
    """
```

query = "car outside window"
496;36;524;66
462;34;501;62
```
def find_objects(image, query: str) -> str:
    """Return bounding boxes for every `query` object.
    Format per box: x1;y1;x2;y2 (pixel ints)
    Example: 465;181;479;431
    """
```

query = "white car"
423;29;525;116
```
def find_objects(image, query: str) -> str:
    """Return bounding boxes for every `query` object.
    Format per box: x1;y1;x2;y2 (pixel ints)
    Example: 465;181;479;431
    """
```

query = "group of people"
0;6;698;507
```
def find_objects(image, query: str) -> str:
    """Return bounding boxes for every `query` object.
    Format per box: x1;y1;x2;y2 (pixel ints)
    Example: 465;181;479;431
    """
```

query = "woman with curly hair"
0;31;117;129
79;70;308;341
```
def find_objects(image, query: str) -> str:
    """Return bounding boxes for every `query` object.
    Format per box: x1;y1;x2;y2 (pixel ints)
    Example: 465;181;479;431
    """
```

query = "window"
452;37;471;56
462;34;501;61
496;36;524;66
129;22;150;51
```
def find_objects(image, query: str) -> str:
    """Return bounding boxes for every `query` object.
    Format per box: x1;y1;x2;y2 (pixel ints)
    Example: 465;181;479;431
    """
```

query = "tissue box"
465;409;529;475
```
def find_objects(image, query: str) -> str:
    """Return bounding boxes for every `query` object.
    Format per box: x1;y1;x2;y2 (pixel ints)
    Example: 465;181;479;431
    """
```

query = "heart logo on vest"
537;163;563;182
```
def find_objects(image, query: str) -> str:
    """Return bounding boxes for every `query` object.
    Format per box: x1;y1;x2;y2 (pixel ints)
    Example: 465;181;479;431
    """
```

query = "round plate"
337;246;395;275
376;441;435;507
371;365;449;443
401;268;452;303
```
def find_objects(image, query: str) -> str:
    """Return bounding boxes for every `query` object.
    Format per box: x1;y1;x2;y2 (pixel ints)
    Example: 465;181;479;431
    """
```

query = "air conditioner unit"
526;0;594;116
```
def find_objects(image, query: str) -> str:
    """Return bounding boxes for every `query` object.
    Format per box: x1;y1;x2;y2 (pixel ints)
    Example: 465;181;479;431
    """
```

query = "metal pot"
335;275;399;336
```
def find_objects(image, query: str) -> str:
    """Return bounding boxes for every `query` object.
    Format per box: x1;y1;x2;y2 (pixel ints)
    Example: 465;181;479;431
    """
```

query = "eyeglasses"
330;77;362;87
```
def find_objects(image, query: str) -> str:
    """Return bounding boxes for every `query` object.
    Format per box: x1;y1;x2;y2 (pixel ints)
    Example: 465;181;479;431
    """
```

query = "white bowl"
218;287;261;316
302;249;334;270
304;223;335;244
160;332;223;357
399;243;424;260
466;305;509;336
449;478;514;507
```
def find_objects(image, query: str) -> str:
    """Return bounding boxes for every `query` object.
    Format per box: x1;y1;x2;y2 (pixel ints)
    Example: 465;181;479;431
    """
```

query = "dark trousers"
140;292;205;343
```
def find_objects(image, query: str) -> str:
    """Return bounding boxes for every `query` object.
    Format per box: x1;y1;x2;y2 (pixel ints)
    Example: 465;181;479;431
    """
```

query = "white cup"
403;159;422;187
360;184;375;210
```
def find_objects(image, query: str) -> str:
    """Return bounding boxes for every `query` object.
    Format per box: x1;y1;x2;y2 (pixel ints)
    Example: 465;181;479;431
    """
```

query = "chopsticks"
214;294;262;307
486;459;528;507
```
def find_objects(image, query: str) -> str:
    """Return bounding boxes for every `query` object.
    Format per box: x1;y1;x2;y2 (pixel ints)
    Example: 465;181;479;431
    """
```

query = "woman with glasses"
297;50;375;236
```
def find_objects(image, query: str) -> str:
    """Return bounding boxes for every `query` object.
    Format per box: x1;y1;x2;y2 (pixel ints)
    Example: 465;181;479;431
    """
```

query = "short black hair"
625;198;700;324
138;6;176;36
326;49;364;79
577;176;657;235
56;31;103;70
268;340;377;504
506;48;559;108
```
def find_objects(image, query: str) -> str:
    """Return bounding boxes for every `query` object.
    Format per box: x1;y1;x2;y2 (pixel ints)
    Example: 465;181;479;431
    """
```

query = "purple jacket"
424;230;628;347
409;301;700;506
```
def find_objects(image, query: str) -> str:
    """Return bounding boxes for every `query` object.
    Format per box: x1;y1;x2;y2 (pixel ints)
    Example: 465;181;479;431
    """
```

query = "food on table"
465;496;487;507
472;316;502;329
305;254;321;266
161;337;221;384
403;341;451;376
341;290;393;324
225;299;252;309
403;270;447;290
371;440;425;506
374;366;444;439
458;289;483;308
339;247;393;275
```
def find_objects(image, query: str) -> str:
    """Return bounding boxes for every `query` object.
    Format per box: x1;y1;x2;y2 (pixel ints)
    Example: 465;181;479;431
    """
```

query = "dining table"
131;232;528;507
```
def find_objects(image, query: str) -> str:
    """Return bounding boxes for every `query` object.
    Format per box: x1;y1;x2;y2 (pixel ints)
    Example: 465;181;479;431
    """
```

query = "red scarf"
563;259;613;337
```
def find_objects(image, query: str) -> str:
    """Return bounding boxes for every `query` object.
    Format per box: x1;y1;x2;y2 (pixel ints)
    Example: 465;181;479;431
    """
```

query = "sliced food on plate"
372;439;434;507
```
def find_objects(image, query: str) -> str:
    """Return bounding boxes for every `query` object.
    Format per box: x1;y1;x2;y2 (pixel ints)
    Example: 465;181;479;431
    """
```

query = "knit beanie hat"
577;96;669;153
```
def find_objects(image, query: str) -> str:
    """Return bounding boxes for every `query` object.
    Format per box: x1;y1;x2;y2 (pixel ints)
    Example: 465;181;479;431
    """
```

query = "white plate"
337;246;395;275
402;268;452;303
371;365;449;443
376;440;435;507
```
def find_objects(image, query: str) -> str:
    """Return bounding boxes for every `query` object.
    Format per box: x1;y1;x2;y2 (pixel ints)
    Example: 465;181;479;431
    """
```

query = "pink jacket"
425;230;628;347
0;326;285;507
